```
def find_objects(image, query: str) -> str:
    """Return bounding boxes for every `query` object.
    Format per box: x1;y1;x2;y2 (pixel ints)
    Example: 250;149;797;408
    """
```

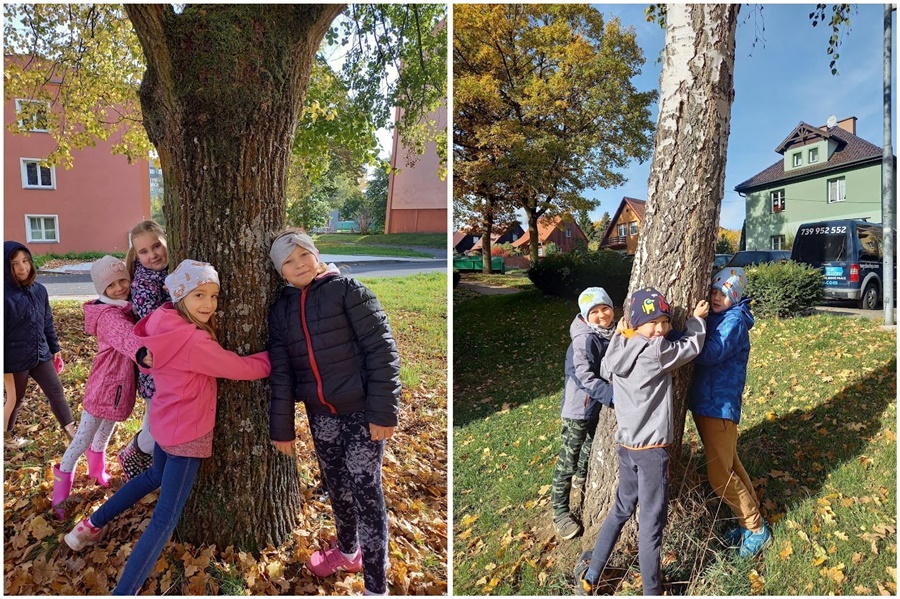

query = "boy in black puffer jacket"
267;229;401;596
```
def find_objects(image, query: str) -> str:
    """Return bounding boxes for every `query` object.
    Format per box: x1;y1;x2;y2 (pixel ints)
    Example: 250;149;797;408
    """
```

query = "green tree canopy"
453;4;656;262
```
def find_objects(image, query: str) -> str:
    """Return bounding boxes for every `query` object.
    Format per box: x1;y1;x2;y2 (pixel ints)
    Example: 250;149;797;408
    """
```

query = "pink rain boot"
52;464;74;520
85;449;111;487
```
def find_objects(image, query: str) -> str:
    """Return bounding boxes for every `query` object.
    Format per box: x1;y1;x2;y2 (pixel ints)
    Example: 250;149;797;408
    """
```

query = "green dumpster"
452;255;505;273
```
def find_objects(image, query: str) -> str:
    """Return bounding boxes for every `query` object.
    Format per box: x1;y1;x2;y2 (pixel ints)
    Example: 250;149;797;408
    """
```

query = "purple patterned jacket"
131;262;168;399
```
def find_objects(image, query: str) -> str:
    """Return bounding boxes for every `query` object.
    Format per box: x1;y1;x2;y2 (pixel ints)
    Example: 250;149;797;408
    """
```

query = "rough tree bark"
581;3;739;552
125;4;346;551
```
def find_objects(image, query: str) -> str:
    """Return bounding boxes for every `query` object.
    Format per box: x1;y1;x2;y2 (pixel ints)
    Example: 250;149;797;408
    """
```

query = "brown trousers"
693;414;762;531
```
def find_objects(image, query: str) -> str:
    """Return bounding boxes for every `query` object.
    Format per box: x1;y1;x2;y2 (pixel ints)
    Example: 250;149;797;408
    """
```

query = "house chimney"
836;116;857;135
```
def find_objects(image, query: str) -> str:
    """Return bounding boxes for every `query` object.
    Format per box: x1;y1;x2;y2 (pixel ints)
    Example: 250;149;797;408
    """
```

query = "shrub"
527;249;632;305
743;261;824;318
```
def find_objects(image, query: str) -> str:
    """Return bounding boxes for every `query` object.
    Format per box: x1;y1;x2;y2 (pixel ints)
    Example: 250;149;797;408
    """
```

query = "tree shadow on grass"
734;357;896;520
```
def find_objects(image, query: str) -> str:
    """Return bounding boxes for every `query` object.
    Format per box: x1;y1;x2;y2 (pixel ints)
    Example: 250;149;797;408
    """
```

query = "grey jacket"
600;317;706;449
561;315;613;420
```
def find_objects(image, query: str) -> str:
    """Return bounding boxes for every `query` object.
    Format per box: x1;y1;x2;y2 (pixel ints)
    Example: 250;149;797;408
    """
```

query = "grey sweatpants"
8;359;73;432
588;445;669;595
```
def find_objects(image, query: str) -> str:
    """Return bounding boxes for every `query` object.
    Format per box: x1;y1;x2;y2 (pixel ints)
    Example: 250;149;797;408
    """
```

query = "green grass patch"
31;251;125;269
453;290;897;595
460;272;535;291
315;232;446;249
315;243;432;258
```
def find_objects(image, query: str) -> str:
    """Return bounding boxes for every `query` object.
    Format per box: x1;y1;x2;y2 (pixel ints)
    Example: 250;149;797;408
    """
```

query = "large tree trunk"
482;200;495;274
125;4;346;551
582;3;739;553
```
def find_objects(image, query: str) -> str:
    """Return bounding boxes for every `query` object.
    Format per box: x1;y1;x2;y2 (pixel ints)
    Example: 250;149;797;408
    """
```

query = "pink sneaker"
306;538;363;577
64;517;105;551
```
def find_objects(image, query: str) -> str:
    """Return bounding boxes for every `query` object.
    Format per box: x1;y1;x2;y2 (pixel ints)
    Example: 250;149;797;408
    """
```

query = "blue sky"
582;3;896;231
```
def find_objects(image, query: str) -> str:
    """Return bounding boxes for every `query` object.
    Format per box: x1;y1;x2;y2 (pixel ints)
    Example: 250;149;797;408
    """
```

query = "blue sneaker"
739;523;773;558
723;526;747;547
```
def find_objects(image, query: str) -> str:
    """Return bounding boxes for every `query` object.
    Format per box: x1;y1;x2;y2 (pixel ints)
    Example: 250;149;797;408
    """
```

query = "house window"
25;215;59;243
15;99;49;132
472;236;480;243
511;234;518;242
617;223;627;237
808;147;819;163
20;159;55;189
771;235;786;250
565;228;572;238
792;152;802;167
629;221;638;235
771;189;785;213
827;177;846;203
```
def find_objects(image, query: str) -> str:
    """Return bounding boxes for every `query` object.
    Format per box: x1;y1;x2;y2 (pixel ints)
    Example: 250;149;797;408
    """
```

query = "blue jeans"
91;444;201;595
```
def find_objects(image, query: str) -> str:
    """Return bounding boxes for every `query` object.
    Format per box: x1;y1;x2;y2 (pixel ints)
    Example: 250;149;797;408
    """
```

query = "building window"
565;228;572;238
511;234;518;242
771;189;785;213
827;177;846;203
629;221;638;235
771;235;786;250
792;152;802;167
617;223;627;237
808;147;819;163
20;159;55;189
25;215;59;243
15;99;49;132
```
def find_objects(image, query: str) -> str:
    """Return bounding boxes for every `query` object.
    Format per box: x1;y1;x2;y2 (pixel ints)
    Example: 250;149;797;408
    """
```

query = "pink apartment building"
385;101;448;234
4;59;150;256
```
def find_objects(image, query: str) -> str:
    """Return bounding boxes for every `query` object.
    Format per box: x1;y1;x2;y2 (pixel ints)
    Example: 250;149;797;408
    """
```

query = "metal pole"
882;4;895;326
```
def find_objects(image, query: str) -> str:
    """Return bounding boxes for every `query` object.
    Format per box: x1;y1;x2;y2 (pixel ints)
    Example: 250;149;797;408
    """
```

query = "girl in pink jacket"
64;260;270;596
52;256;145;519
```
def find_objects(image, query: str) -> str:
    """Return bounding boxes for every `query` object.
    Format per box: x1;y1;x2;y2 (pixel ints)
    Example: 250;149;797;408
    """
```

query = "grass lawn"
4;272;447;595
453;289;896;595
315;232;446;249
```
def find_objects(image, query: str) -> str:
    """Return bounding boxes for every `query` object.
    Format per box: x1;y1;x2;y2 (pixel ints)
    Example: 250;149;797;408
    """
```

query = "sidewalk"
40;253;445;274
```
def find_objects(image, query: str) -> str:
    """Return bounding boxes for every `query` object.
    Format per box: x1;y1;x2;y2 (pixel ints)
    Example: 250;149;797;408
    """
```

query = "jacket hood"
603;332;653;377
715;298;754;330
4;241;30;289
83;300;133;336
133;302;198;369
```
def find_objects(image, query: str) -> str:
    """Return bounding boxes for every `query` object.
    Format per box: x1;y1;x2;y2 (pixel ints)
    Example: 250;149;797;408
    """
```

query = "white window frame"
15;99;49;132
792;152;802;167
25;214;60;243
771;234;786;250
20;158;56;189
771;189;785;213
566;228;572;238
827;177;846;203
617;223;627;237
808;147;819;164
629;221;638;235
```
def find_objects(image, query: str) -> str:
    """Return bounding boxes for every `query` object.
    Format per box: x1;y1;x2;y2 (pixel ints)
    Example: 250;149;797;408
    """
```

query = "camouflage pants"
551;417;599;517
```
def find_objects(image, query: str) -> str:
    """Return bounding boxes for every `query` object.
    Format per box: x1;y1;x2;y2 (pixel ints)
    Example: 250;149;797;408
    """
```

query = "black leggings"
7;359;73;432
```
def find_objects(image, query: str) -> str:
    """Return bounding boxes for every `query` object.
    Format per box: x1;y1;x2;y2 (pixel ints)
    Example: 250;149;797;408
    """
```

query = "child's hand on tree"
272;439;295;456
616;317;629;333
694;300;710;319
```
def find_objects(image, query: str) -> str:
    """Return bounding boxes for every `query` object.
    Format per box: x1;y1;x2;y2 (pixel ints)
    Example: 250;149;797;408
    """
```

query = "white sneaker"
64;518;105;551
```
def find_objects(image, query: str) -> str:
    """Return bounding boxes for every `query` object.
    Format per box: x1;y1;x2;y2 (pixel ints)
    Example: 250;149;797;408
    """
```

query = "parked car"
790;219;894;310
724;250;790;268
714;254;732;268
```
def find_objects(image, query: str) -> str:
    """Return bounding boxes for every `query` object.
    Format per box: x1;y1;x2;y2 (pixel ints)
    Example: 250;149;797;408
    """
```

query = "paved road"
40;259;446;300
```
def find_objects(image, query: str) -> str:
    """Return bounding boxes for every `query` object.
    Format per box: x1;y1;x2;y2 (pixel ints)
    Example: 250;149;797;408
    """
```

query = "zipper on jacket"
300;287;337;414
114;386;122;408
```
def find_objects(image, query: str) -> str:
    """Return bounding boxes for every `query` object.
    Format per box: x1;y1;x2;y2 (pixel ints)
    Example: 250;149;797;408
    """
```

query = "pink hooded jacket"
134;302;270;447
82;300;142;421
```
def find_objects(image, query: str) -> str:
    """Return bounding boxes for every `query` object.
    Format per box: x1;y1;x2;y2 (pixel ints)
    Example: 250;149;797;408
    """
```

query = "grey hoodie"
600;317;706;449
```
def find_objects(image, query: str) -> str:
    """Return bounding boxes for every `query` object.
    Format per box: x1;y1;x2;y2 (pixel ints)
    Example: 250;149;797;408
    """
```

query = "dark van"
790;219;893;309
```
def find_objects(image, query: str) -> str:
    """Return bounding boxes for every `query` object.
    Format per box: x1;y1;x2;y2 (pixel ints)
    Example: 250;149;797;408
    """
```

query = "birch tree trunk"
125;4;345;551
581;3;739;552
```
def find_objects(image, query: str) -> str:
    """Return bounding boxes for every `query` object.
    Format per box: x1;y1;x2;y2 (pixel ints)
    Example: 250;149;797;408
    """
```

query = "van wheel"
859;282;880;310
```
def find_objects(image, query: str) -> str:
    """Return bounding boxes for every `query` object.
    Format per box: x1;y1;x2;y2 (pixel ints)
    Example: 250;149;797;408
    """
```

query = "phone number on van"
799;226;847;235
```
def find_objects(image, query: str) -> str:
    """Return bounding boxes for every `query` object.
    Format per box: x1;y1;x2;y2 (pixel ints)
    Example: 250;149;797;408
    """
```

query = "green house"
734;117;893;251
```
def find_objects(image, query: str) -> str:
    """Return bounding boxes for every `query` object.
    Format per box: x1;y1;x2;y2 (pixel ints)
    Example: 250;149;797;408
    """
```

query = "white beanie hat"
269;231;319;274
90;256;129;296
711;267;746;305
165;260;220;304
578;287;614;320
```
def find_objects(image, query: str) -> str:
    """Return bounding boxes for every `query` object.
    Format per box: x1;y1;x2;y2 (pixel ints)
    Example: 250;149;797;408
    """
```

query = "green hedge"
744;261;824;318
527;250;632;305
32;251;125;269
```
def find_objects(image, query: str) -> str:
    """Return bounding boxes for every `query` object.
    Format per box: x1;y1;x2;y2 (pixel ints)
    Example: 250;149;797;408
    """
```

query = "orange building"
600;197;646;255
4;58;150;255
384;101;448;234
